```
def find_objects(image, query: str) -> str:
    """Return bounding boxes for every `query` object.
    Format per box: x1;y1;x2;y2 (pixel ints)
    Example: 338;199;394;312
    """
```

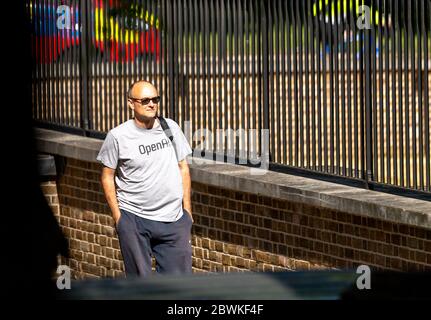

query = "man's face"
128;83;159;121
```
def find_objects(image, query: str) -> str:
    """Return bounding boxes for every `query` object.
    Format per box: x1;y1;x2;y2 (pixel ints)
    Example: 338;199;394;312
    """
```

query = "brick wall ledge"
35;127;431;229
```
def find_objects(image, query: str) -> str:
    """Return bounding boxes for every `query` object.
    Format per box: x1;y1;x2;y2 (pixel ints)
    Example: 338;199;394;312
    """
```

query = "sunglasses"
129;96;160;105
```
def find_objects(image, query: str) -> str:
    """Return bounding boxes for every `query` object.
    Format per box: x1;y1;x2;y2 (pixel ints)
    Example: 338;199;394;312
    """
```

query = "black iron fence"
28;0;430;198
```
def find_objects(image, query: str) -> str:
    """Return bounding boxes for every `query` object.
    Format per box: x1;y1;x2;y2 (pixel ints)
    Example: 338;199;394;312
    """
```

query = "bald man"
97;80;193;277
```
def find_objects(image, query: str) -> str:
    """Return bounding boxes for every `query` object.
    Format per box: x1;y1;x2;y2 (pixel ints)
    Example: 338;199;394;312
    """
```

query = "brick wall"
191;182;431;272
42;157;431;279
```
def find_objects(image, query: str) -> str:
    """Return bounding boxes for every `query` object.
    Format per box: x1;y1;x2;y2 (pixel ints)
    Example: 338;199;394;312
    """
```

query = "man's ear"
127;99;134;111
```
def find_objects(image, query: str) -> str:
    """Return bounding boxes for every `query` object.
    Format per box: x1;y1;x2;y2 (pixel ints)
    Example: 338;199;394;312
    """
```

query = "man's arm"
178;159;193;222
100;166;122;225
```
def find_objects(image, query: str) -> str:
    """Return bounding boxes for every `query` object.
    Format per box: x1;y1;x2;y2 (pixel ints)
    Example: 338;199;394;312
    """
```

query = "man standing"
97;80;193;277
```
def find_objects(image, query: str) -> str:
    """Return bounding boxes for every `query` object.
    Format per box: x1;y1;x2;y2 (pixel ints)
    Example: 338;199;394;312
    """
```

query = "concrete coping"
35;127;431;229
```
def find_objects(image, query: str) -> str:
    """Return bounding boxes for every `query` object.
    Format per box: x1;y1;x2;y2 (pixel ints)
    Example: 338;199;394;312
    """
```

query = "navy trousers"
116;209;193;277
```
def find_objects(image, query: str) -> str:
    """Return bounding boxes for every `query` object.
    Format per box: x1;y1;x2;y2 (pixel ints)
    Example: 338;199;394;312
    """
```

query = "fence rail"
28;0;431;198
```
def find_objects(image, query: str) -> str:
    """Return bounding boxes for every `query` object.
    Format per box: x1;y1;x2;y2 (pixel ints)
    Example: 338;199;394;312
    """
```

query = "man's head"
127;80;160;121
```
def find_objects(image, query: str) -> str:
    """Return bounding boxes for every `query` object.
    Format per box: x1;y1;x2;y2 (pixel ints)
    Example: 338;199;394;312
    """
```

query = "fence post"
261;0;270;163
79;0;90;134
364;18;373;187
166;0;176;121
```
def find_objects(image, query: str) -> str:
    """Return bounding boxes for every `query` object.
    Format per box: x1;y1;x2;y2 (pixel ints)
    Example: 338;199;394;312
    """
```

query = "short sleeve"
96;131;119;169
168;119;192;162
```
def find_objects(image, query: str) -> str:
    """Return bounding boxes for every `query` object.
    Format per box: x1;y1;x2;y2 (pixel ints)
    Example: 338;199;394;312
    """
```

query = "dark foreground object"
56;270;431;300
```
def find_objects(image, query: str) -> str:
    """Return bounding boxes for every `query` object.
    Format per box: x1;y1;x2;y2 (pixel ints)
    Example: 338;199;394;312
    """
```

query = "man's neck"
134;116;159;129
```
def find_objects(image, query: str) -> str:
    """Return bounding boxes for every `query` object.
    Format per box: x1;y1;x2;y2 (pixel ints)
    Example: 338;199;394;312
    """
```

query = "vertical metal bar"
188;0;195;142
178;0;184;125
167;0;175;119
97;0;103;131
405;0;411;187
304;0;310;169
241;0;250;159
397;0;404;186
211;0;217;154
80;0;89;133
144;0;149;83
203;0;209;151
48;0;55;124
347;0;353;177
183;0;189;137
268;0;274;163
353;0;359;178
291;0;298;167
159;0;165;115
233;0;239;156
287;1;293;166
143;0;148;83
334;0;340;174
322;0;328;173
112;0;119;129
56;0;62;125
262;0;270;162
195;0;201;137
238;0;244;158
250;0;257;157
117;3;124;125
101;0;107;131
205;1;216;151
316;0;322;171
117;0;124;123
114;0;120;126
257;0;262;154
41;0;47;122
364;0;373;184
295;0;303;168
34;0;42;121
384;0;391;184
272;0;279;163
201;0;207;145
54;0;61;125
328;0;334;174
86;0;93;131
410;0;417;189
136;0;142;88
30;0;35;119
151;0;158;86
415;1;426;190
340;0;347;176
126;2;131;91
371;0;389;182
65;0;70;126
280;0;287;166
226;0;233;156
424;0;431;191
216;0;222;144
390;0;397;185
222;0;227;153
73;0;79;127
41;0;46;121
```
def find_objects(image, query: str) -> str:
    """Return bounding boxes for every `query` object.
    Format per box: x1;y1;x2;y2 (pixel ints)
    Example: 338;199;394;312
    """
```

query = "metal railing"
28;0;431;199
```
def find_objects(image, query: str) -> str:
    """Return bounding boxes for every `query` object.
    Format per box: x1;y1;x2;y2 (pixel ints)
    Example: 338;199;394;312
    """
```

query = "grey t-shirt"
96;118;192;222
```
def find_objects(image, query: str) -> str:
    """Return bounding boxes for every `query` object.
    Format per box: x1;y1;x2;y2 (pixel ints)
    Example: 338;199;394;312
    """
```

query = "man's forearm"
179;162;192;216
101;177;121;224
